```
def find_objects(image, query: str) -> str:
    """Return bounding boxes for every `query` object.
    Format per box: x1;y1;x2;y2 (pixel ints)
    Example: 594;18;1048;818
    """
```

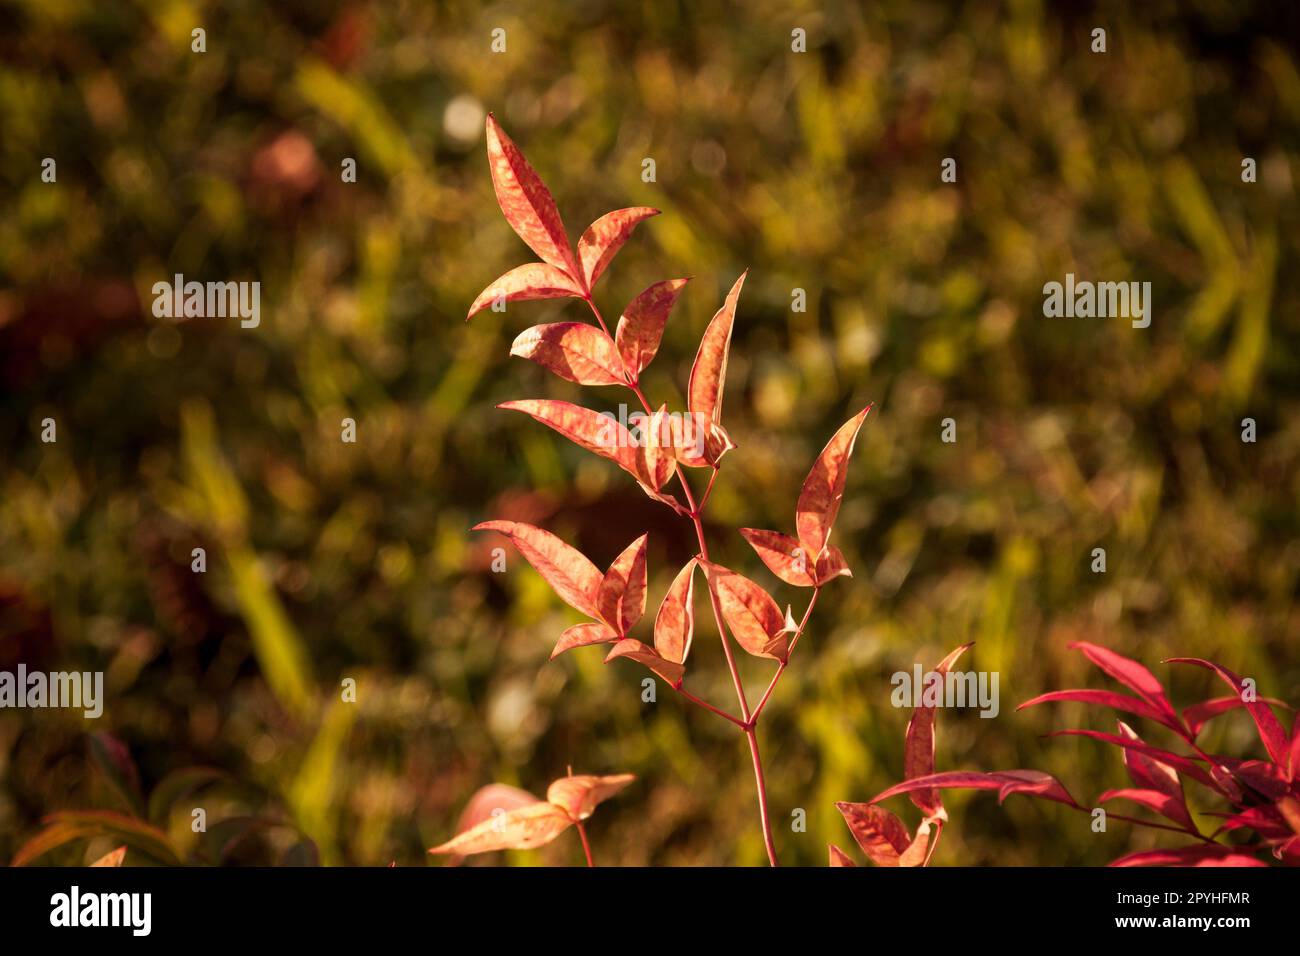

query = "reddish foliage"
466;115;872;865
846;642;1298;867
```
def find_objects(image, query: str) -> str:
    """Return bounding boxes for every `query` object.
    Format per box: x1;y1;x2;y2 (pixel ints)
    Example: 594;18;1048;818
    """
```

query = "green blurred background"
1;0;1298;866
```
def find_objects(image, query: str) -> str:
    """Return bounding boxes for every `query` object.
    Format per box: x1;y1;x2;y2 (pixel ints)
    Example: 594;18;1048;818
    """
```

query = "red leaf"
429;800;572;856
473;520;602;618
467;263;584;320
1070;642;1181;728
871;770;1080;809
1291;712;1300;781
498;399;642;481
739;528;816;587
550;622;619;660
577;208;660;291
1043;730;1220;792
510;322;624;385
1183;695;1289;739
835;802;910;866
827;844;857;867
653;559;697;665
1167;658;1289;766
545;773;635;822
1098;788;1197;833
1115;721;1192;829
614;278;690;376
701;561;789;661
1018;689;1185;734
1108;845;1269;868
484;114;579;279
904;643;973;819
597;534;649;635
795;406;872;560
686;272;746;462
604;638;685;686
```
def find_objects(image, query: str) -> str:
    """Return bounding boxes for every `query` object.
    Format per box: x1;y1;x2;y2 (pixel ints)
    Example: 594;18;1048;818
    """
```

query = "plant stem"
745;726;780;866
575;822;595;866
584;292;780;865
675;684;746;727
749;587;820;725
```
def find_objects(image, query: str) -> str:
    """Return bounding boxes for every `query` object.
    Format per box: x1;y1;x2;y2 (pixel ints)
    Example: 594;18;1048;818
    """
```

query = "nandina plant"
841;642;1299;866
465;114;871;866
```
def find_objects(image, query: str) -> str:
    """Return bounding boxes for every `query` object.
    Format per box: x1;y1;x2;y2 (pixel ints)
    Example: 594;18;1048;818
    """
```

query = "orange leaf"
614;278;690;376
796;405;872;559
814;545;853;585
473;520;602;618
898;824;931;867
90;845;126;867
665;411;712;469
498;399;642;481
687;271;746;436
903;643;972;819
466;263;584;320
545;773;636;822
598;534;649;635
510;322;625;385
550;622;619;659
577;208;660;290
654;559;697;664
828;844;857;867
484;114;579;279
702;561;789;661
429;800;573;856
604;638;685;686
739;528;816;587
635;405;677;491
440;783;540;866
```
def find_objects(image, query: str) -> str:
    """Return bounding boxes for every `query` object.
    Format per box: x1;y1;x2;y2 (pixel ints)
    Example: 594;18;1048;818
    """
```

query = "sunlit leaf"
904;643;972;819
827;844;857;867
597;534;649;635
739;529;815;587
89;845;126;867
614;278;689;375
1167;657;1289;766
1070;641;1181;728
467;262;584;320
473;520;602;618
428;800;573;856
510;322;624;385
701;561;788;661
654;560;697;665
551;622;619;660
1018;688;1185;734
484;114;579;278
498;399;643;482
687;271;746;438
871;770;1081;809
577;207;659;290
604;638;685;686
796;405;872;559
545;773;635;822
835;802;910;866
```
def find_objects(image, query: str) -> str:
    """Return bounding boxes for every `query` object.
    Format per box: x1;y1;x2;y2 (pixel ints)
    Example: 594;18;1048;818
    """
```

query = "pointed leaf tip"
483;115;580;279
796;406;872;559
